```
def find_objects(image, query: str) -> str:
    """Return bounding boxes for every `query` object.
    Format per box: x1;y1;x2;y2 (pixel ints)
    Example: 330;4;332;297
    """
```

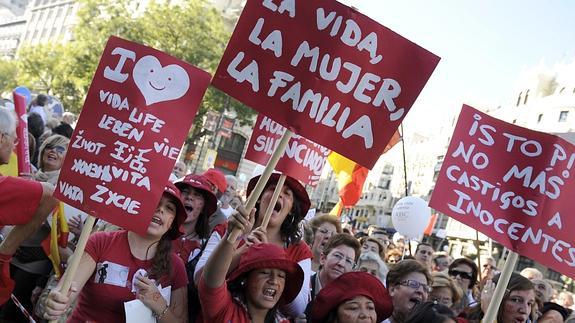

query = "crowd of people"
1;99;575;323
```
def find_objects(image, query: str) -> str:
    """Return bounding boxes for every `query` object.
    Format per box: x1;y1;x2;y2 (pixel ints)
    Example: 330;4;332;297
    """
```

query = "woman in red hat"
43;182;189;322
194;173;313;316
199;218;304;323
173;174;218;322
173;174;218;263
311;271;393;323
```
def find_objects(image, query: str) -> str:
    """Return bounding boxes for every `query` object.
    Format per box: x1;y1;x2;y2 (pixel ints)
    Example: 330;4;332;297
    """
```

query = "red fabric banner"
212;0;439;169
430;105;575;278
54;36;211;234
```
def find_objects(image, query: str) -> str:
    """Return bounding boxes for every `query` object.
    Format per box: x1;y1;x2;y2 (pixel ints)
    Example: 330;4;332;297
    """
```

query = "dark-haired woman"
173;174;217;263
44;183;189;322
311;271;393;323
199;225;303;323
195;173;312;316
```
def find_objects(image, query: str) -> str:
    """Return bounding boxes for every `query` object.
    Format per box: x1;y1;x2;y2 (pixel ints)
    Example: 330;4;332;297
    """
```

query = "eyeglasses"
330;251;355;268
399;280;432;293
2;132;19;146
45;144;66;154
449;269;473;280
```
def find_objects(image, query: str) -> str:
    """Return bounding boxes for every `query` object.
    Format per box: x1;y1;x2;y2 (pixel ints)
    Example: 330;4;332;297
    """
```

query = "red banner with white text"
212;0;440;169
430;105;575;278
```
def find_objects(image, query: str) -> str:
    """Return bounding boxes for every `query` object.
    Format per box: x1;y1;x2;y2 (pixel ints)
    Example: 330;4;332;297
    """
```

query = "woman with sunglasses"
44;183;189;322
448;258;479;315
384;259;432;323
0;134;70;321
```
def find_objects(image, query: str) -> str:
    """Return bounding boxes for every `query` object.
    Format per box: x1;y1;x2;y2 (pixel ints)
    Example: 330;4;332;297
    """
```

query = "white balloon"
391;196;431;239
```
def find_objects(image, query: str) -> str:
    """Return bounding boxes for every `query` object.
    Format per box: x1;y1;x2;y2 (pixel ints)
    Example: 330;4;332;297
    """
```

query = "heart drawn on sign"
133;55;190;106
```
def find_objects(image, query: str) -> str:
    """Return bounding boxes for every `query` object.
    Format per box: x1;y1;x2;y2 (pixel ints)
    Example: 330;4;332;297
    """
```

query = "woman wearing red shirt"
44;182;189;322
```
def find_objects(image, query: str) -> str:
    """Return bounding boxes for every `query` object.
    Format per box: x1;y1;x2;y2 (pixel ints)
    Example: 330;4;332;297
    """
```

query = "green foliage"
10;0;254;134
0;59;18;96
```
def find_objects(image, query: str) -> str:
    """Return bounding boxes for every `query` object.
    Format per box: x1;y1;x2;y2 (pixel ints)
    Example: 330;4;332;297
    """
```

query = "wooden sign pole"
49;216;96;323
227;130;293;242
260;174;287;230
482;250;519;322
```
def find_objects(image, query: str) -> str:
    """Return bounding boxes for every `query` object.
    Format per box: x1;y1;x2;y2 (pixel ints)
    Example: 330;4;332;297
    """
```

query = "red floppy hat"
246;173;310;220
311;271;393;322
227;243;304;306
162;182;187;240
174;174;218;216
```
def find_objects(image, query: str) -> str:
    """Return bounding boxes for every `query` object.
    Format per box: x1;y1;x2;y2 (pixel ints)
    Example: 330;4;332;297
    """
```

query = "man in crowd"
432;251;450;272
219;174;238;218
169;160;187;182
413;242;434;270
368;226;390;247
0;106;58;303
521;267;544;280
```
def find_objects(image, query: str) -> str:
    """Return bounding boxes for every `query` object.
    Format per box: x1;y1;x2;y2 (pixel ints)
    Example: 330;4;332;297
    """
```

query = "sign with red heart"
55;36;211;235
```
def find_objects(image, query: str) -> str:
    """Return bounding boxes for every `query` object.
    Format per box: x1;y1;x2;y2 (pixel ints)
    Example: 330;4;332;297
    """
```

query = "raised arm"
203;208;255;288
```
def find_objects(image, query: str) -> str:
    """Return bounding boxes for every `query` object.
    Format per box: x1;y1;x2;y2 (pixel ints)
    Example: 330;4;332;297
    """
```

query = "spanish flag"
329;131;401;216
41;202;69;278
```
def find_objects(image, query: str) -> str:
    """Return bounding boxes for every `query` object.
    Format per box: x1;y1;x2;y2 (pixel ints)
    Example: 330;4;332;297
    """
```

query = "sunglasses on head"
449;269;473;280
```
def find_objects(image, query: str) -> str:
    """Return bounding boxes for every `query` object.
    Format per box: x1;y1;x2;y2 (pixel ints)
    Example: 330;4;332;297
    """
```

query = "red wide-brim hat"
227;243;304;306
246;173;310;221
174;174;218;216
311;272;393;322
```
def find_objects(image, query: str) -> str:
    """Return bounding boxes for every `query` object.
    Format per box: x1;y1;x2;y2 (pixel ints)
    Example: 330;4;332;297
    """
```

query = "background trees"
2;0;254;137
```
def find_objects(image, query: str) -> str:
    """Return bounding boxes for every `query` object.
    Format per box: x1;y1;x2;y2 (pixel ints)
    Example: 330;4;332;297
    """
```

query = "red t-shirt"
172;237;201;263
69;231;188;322
0;175;43;226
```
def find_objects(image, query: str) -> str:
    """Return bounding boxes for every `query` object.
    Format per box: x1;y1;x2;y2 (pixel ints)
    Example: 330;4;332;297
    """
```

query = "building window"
559;111;569;122
516;92;522;106
537;114;543;123
523;90;530;105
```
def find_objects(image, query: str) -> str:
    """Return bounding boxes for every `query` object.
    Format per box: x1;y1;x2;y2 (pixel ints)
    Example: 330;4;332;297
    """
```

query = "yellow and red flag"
41;202;69;278
329;131;401;216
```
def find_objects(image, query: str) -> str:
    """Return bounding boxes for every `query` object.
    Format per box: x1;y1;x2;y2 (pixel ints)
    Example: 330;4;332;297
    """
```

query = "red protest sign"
54;36;211;235
430;105;575;278
212;0;439;169
245;114;330;186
